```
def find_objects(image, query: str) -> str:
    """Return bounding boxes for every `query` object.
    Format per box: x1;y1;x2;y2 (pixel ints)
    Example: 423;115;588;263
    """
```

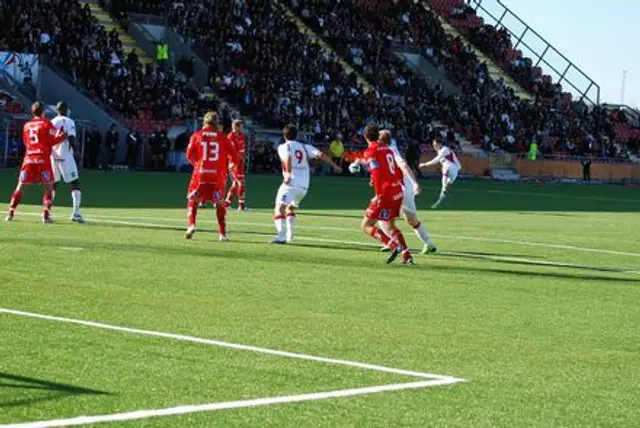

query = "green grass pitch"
1;169;639;427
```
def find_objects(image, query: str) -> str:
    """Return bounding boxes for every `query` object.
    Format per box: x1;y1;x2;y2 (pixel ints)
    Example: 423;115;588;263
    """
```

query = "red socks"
391;230;408;250
238;185;246;205
226;183;237;204
216;205;227;235
9;191;23;210
42;191;53;218
369;226;390;245
187;200;198;227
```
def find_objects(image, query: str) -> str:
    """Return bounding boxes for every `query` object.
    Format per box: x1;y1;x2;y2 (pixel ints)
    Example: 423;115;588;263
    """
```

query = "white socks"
413;222;433;246
275;216;286;239
286;214;296;242
71;189;82;215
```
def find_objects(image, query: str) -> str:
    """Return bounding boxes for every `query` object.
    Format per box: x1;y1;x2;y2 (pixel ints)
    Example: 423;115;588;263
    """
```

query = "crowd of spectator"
1;0;636;167
0;0;213;125
291;0;631;160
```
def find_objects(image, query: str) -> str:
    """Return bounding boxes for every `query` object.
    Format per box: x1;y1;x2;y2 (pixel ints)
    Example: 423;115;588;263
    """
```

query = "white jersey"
277;140;321;190
50;116;77;160
389;139;411;186
434;146;461;171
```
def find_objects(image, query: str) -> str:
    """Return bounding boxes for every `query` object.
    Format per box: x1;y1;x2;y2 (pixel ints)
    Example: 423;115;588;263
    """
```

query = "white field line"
15;210;640;259
0;309;462;382
3;379;456;428
0;308;464;427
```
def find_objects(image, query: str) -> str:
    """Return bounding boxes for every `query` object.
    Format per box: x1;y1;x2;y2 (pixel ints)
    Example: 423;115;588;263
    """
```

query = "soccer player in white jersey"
270;124;342;244
50;101;84;223
420;139;461;209
379;130;437;255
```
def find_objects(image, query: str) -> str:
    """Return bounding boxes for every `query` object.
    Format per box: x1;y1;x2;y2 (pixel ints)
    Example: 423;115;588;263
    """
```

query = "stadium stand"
0;0;214;134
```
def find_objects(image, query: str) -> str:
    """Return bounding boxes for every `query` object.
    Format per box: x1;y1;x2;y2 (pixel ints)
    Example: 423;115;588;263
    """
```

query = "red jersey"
187;125;238;183
22;117;66;165
364;142;403;198
227;131;246;164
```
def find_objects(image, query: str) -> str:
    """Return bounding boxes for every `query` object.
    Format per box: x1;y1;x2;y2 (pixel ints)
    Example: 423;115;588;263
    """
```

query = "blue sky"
474;0;639;107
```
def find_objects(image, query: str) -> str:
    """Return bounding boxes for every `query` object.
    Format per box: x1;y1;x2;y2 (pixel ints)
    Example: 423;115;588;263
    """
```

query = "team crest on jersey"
368;160;379;169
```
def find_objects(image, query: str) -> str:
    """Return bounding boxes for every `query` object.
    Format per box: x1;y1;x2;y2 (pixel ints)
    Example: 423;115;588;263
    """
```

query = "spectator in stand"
125;127;142;170
329;133;345;174
149;127;169;170
86;125;102;169
105;124;120;166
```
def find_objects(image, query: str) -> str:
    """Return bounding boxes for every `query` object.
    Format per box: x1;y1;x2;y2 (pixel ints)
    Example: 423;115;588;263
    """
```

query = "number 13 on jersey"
201;141;220;161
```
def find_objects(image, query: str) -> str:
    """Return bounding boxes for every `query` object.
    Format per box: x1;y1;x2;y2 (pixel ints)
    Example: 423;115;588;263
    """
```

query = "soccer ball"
348;162;361;175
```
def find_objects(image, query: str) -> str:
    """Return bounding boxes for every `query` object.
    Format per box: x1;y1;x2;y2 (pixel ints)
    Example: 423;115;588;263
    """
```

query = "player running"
378;130;437;255
185;111;238;241
420;139;461;209
270;124;341;244
224;119;247;211
50;101;84;223
6;102;67;223
360;124;413;264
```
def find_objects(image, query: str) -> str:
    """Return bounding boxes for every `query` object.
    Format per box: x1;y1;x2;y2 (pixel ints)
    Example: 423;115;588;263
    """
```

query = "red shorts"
188;176;225;203
229;163;245;181
20;160;54;184
365;192;403;221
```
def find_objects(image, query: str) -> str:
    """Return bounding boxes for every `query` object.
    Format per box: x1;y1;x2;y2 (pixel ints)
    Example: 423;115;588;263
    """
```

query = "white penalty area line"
3;380;455;428
0;309;463;428
15;211;640;259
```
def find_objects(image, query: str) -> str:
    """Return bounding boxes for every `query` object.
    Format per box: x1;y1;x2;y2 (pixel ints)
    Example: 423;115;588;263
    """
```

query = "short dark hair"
364;124;379;142
31;101;45;118
283;124;298;141
56;101;68;115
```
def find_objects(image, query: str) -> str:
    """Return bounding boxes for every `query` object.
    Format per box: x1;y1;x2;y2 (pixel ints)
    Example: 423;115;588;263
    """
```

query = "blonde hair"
379;129;391;144
203;111;218;126
232;119;243;130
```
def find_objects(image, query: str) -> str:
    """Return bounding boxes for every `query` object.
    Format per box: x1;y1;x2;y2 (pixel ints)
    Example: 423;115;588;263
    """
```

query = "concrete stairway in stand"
84;2;154;65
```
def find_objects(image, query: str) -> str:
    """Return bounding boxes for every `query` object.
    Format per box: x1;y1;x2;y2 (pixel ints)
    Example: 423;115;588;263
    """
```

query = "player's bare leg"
215;200;229;242
42;182;54;224
6;181;25;221
403;210;437;255
377;220;393;252
285;207;296;243
185;196;199;239
385;218;413;265
270;204;287;244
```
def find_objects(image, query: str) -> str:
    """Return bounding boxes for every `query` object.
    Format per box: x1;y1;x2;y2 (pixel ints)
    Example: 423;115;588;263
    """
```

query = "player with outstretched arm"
420;139;461;209
6;102;67;223
185;112;238;241
270;124;341;244
360;124;414;264
379;130;437;255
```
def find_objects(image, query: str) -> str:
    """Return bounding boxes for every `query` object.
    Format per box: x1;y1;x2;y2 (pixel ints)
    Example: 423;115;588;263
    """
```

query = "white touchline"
0;308;464;427
15;211;640;258
3;380;457;428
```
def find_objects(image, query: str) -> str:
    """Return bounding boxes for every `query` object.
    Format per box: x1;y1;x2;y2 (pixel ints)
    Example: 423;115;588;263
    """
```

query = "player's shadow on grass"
0;372;110;408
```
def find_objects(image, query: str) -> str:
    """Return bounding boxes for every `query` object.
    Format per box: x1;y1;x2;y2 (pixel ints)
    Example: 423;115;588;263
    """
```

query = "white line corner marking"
0;309;465;427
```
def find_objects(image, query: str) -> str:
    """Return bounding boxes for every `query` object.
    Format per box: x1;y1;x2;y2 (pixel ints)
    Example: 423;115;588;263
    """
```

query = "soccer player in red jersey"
185;111;238;241
360;124;414;264
224;119;247;211
6;102;67;223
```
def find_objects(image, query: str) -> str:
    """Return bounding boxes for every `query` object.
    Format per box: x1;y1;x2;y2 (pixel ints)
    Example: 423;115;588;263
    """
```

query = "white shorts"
401;179;417;214
52;157;80;183
443;165;460;185
275;184;307;208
